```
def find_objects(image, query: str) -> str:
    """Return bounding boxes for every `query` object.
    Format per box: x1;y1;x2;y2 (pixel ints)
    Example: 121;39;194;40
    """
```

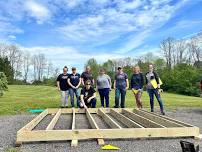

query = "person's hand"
73;86;77;89
126;87;129;90
84;104;87;109
157;84;160;89
87;98;91;103
58;87;60;91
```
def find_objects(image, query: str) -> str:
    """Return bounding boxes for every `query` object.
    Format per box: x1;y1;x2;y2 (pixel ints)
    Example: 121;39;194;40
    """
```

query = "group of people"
57;64;165;115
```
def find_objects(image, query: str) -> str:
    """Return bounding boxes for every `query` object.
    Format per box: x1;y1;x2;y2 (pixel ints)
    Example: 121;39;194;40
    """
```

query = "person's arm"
81;73;85;86
114;80;116;90
140;73;144;89
108;75;112;90
125;74;129;90
154;72;160;88
87;92;96;102
92;78;95;86
130;75;134;90
57;81;60;91
68;78;75;89
76;78;81;88
126;79;129;90
80;94;87;108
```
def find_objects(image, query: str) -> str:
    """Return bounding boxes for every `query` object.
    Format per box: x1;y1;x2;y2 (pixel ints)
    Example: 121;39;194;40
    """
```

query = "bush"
0;72;8;96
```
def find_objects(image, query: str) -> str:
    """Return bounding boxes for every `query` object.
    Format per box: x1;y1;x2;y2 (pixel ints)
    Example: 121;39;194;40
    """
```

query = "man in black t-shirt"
57;66;69;108
81;66;94;86
68;67;81;107
80;80;96;108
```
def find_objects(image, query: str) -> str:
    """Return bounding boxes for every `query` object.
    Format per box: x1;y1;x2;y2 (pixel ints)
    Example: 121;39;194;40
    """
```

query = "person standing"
80;80;96;108
146;64;165;115
81;66;94;86
96;68;111;108
57;66;69;108
114;67;129;108
131;66;144;109
68;67;81;108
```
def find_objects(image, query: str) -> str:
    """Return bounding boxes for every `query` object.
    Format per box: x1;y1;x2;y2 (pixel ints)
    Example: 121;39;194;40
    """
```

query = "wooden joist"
122;109;165;128
141;109;193;127
110;109;143;128
86;108;105;145
46;109;61;130
98;108;122;129
71;108;78;147
133;109;184;128
18;109;48;133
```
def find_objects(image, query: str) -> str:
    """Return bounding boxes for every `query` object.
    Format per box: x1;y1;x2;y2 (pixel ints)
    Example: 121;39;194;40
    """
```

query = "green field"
0;85;201;115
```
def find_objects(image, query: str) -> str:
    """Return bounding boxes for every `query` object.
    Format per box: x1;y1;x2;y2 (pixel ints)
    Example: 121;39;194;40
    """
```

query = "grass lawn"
0;85;201;115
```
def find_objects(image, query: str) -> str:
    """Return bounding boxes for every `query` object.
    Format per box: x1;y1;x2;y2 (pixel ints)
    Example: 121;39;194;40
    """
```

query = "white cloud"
24;0;51;24
57;0;190;53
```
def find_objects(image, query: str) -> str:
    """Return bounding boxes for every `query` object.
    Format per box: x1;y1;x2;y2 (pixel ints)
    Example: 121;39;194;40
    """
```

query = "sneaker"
161;111;165;115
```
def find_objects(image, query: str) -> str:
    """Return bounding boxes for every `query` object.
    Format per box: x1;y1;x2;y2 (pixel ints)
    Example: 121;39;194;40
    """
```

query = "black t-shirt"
81;72;94;85
80;87;96;100
68;73;80;88
57;73;69;91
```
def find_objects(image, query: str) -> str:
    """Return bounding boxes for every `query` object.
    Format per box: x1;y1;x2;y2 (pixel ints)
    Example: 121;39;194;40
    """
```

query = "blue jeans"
69;88;80;107
98;88;110;107
85;98;96;108
115;88;126;108
147;89;164;112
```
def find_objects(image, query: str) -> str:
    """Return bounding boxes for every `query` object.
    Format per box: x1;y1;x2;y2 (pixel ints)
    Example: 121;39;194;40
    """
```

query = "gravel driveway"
0;108;202;152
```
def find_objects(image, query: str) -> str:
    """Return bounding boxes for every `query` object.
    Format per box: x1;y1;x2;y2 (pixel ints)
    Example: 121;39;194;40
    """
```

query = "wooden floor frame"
16;108;201;147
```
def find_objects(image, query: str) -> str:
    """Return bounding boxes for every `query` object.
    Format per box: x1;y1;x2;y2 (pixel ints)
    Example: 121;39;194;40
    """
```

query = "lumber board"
17;127;200;142
46;109;61;130
141;109;194;127
98;108;122;129
18;109;48;133
86;108;105;145
110;109;143;128
133;109;184;128
71;108;78;147
122;109;165;128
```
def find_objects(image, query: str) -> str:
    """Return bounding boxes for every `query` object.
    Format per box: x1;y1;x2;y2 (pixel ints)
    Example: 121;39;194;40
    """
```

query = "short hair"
63;66;68;70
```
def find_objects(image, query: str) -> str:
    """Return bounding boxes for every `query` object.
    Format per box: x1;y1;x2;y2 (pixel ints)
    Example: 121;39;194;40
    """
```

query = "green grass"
0;85;201;115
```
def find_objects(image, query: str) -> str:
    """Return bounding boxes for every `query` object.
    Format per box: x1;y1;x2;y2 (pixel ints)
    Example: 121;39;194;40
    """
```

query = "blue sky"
0;0;202;72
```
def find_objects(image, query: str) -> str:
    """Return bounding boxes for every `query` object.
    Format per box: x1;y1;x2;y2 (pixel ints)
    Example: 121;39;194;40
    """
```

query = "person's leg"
147;89;154;112
90;98;97;108
64;90;69;107
120;89;126;108
69;88;75;107
114;89;121;108
60;91;65;107
138;92;143;109
75;88;80;107
154;89;165;114
104;88;110;108
134;93;140;108
98;89;105;107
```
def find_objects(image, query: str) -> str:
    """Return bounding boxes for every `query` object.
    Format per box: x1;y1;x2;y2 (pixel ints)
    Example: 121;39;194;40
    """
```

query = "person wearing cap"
145;64;165;115
114;67;129;108
68;67;81;107
81;66;94;86
80;80;96;108
96;68;111;108
57;66;69;108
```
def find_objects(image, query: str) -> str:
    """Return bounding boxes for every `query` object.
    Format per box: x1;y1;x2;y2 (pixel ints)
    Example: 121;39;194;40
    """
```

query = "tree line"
0;43;59;85
0;34;202;96
85;35;202;96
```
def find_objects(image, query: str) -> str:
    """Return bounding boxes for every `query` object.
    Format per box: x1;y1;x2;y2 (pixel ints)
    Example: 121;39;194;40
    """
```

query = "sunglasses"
86;84;91;85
